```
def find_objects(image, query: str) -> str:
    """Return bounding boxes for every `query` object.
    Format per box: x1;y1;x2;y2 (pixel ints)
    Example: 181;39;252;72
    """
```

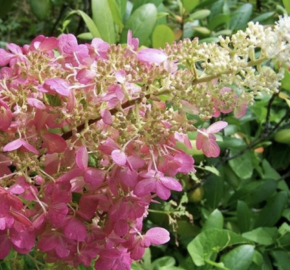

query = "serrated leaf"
152;25;175;49
120;3;157;45
70;10;101;38
221;245;254;270
229;3;253;30
254;191;288;228
92;0;116;43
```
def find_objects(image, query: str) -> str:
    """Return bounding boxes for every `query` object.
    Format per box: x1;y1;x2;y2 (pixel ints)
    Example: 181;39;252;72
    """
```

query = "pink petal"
58;34;78;55
64;217;86;242
0;49;14;66
84;168;105;187
27;98;46;110
127;30;139;50
43;78;70;97
174;153;195;173
3;139;25;152
202;136;221;158
134;178;156;197
101;109;113;125
145;227;170;245
6;43;22;54
195;131;205;150
160;176;182;191
206;121;228;134
76;146;88;171
0;105;12;131
137;48;168;64
155;181;171;200
111;149;127;166
0;232;11;259
42;132;67;154
234;104;247;118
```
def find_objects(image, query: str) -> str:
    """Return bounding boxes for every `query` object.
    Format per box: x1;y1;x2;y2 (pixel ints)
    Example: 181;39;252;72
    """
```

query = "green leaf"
209;0;225;21
0;0;16;18
92;0;116;43
252;11;275;23
189;9;211;20
229;3;253;30
152;25;175;49
228;180;277;206
182;0;199;12
221;245;254;270
151;256;176;268
115;0;127;18
228;149;253;180
204;173;224;209
120;3;157;45
242;227;279;246
261;159;280;180
108;0;124;27
77;32;94;40
271;251;290;270
29;0;51;21
187;228;249;266
203;209;224;231
132;0;162;12
237;201;252;233
208;14;230;30
70;10;101;38
254;191;288;228
283;0;290;14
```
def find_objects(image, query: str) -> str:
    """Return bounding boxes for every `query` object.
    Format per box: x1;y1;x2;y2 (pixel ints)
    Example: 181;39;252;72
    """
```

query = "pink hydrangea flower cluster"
0;31;230;269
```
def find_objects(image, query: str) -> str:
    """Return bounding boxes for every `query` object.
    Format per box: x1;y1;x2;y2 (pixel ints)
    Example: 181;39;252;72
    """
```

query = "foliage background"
1;0;290;269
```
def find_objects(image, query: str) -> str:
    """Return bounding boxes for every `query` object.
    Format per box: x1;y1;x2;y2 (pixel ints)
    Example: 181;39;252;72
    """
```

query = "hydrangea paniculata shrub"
0;16;290;269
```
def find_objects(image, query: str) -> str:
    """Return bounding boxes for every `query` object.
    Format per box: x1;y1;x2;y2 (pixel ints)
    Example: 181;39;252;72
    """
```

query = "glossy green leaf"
208;14;230;30
283;0;290;14
252;11;275;23
254;191;288;228
237;200;252;233
120;3;157;45
182;0;199;12
187;228;249;266
115;0;127;18
151;256;176;268
152;25;175;49
229;3;253;30
92;0;116;43
228;180;277;206
108;0;124;27
132;0;162;12
228;149;253;179
221;245;254;270
271;251;290;270
209;0;225;21
70;10;101;38
224;164;240;188
242;227;278;246
189;9;211;20
203;209;224;231
204;173;224;209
